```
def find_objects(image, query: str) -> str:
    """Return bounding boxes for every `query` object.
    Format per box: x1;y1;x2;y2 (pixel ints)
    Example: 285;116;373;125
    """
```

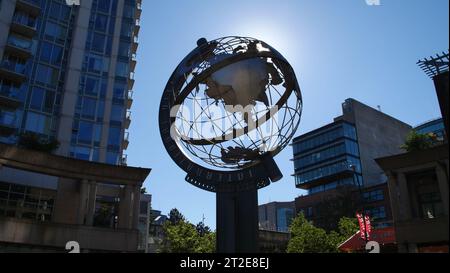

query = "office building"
292;98;411;230
258;201;295;233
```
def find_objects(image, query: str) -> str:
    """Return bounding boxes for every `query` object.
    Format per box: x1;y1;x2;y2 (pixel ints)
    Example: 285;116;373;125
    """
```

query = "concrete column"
436;163;449;216
397;172;412;221
386;171;400;223
85;181;97;226
56;0;93;156
118;185;133;229
99;0;125;162
132;185;140;229
77;179;89;225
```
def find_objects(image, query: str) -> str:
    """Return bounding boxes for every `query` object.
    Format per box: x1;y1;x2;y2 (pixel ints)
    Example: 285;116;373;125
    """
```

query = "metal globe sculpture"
159;36;302;252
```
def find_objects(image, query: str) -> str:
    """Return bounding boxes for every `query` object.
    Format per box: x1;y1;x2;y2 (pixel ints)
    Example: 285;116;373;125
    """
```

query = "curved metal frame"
159;36;302;192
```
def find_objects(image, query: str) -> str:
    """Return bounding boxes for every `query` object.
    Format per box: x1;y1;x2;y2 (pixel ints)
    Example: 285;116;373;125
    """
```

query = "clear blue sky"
127;0;449;229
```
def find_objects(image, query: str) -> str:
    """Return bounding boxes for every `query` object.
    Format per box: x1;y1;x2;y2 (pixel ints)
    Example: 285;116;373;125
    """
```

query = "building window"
24;111;51;135
94;14;108;32
409;171;445;219
93;195;119;228
81;97;97;119
365;206;386;221
30;87;45;110
276;207;294;232
0;182;55;222
92;33;106;53
78;121;94;144
363;189;384;202
418;190;444;219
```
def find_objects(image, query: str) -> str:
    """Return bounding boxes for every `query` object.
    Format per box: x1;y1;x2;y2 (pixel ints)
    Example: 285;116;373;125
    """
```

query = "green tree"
161;220;199;253
401;130;435;152
337;216;359;241
287;214;359;253
160;209;215;253
287;213;337;253
168;208;185;225
196;221;211;237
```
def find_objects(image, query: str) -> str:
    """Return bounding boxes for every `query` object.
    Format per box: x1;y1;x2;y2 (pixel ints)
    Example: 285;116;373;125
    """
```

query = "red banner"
356;213;372;240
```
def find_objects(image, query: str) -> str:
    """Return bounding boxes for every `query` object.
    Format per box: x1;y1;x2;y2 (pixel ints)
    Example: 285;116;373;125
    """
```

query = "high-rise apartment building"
0;0;140;165
0;0;148;253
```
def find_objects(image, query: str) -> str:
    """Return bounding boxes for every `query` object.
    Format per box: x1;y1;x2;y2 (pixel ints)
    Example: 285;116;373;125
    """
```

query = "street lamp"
349;164;369;243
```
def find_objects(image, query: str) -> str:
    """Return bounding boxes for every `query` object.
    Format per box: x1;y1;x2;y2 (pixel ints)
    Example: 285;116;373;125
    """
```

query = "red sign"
356;213;372;240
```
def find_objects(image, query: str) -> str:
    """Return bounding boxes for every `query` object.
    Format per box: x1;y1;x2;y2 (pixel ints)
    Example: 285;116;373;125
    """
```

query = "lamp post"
350;164;369;243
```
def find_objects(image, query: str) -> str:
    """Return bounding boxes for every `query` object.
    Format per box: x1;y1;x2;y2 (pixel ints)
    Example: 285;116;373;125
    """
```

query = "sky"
127;0;449;229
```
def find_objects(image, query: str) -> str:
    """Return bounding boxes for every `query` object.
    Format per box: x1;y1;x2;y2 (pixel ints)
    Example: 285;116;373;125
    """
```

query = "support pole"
216;185;259;253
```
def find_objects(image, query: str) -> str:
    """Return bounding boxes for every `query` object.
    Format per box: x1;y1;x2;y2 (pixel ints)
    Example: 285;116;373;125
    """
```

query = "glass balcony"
125;110;131;129
130;53;137;72
120;154;128;166
0;93;22;110
15;0;41;17
0;58;28;83
136;1;142;19
123;131;129;150
0;110;17;136
128;72;135;90
5;35;33;59
134;19;141;36
11;12;37;38
126;90;133;109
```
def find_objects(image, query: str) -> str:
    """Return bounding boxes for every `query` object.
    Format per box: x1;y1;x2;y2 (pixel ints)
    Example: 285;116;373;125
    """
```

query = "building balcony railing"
131;36;139;54
11;14;37;38
5;36;33;59
0;110;17;137
0;61;28;83
123;131;129;150
121;154;128;166
134;19;141;37
0;93;22;110
16;0;41;17
126;90;133;109
130;54;137;72
124;110;131;129
128;72;135;90
136;0;142;19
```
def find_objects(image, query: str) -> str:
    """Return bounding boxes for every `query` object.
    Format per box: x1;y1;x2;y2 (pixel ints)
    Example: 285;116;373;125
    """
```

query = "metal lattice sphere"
159;37;302;191
163;37;302;171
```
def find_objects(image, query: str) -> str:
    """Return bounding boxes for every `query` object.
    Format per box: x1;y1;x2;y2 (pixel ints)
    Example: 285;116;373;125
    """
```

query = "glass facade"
276;207;294;232
0;0;139;166
1;0;75;145
0;181;56;222
292;122;363;192
415;118;446;140
70;0;119;162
